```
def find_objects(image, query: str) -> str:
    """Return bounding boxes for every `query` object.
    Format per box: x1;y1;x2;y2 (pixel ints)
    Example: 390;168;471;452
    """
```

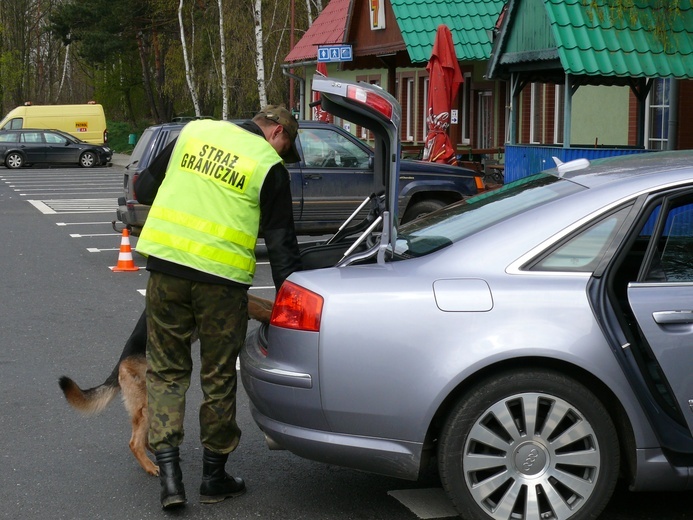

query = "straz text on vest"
180;142;250;192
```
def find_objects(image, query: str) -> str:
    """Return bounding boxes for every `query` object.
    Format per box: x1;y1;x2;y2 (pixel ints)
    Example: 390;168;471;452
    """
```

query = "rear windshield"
129;127;156;166
393;173;584;258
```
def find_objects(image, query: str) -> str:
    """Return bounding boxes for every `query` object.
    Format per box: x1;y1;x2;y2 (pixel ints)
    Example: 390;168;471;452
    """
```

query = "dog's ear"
248;294;273;323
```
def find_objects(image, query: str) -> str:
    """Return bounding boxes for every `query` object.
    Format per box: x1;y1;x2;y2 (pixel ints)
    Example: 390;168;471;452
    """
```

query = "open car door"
627;193;693;435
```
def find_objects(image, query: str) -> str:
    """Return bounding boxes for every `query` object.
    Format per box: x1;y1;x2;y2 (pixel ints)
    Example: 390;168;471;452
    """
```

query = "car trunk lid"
311;76;401;264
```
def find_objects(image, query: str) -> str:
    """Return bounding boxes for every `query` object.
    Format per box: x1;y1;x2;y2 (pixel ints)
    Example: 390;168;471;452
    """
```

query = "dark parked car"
241;77;693;520
0;128;112;168
115;120;481;236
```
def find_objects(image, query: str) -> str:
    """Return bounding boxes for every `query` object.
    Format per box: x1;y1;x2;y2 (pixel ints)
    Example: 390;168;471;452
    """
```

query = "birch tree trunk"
178;0;201;116
217;0;229;119
56;42;70;101
253;0;267;108
304;0;324;34
304;0;313;27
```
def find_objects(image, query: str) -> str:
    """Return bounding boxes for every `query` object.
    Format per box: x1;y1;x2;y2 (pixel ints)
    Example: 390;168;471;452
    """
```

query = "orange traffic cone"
111;228;140;272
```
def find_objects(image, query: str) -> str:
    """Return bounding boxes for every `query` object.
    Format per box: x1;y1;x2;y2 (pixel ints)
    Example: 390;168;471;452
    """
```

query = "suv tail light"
270;281;323;332
131;173;139;201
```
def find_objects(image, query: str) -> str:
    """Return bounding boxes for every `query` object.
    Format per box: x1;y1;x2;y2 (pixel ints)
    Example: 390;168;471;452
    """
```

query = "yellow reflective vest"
136;120;282;285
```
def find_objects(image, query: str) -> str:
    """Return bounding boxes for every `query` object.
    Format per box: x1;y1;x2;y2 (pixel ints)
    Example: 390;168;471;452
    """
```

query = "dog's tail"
60;310;148;415
59;363;121;415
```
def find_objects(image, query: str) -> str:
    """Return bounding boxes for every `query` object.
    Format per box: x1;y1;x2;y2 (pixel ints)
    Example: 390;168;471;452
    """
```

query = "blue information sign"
317;45;353;63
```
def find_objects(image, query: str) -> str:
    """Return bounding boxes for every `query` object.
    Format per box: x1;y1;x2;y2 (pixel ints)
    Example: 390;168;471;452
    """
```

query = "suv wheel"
79;151;97;168
438;369;619;520
6;152;24;169
402;199;446;223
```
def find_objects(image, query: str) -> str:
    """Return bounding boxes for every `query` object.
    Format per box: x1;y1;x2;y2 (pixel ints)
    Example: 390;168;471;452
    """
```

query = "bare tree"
55;41;70;100
252;0;267;108
217;0;228;119
178;0;200;116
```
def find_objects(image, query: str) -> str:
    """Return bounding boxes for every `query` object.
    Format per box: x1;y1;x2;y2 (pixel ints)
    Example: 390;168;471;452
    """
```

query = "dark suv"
116;120;480;236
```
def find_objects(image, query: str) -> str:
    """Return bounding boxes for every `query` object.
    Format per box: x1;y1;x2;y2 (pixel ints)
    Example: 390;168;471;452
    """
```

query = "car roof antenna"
552;156;590;177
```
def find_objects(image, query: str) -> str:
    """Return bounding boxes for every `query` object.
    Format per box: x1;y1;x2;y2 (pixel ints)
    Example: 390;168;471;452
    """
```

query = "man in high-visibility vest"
136;106;302;509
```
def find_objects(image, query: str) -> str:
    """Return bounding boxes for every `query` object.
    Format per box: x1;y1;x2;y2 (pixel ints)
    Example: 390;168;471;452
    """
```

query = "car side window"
2;118;23;130
652;200;693;282
531;206;631;272
44;132;67;144
298;128;370;169
20;132;43;143
0;133;19;143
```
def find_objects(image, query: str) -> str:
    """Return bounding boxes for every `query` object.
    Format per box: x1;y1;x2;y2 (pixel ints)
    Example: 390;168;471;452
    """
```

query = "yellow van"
0;102;108;145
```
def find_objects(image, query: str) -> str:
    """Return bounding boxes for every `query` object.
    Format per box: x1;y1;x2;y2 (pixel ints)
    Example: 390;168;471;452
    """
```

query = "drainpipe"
667;79;679;150
563;74;573;149
509;73;519;145
282;63;307;120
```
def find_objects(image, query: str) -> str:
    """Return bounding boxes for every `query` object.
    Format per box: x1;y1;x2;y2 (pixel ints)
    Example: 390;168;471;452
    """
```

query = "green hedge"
107;120;154;153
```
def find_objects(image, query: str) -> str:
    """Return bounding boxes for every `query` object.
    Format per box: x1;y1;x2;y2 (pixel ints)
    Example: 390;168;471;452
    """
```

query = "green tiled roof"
390;0;507;63
545;0;693;78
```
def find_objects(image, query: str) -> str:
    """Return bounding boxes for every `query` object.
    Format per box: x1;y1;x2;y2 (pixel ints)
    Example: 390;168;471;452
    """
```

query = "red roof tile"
285;0;352;63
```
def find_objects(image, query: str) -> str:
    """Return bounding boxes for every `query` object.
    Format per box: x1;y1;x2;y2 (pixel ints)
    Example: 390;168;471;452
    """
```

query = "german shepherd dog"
59;294;274;476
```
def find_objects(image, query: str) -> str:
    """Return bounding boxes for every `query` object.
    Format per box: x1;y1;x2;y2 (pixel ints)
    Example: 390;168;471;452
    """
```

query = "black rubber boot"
155;447;186;509
199;448;246;504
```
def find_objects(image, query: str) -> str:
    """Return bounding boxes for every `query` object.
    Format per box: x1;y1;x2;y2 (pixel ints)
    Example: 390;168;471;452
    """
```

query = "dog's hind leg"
119;355;158;476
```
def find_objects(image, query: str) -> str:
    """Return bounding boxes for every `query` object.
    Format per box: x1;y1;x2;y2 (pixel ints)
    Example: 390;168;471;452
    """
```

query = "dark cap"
258;105;300;163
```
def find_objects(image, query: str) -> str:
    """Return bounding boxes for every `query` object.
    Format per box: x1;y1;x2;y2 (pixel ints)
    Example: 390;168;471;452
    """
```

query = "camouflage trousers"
145;271;248;454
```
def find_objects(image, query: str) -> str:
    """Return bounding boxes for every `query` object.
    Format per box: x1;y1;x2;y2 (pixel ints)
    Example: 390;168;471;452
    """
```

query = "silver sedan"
242;78;693;520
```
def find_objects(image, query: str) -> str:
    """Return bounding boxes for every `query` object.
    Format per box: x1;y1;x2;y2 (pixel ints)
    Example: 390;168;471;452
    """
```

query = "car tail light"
131;173;139;200
346;85;393;120
270;281;323;332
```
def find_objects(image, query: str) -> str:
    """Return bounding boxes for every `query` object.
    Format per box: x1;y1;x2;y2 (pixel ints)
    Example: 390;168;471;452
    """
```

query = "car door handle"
304;174;322;180
652;310;693;325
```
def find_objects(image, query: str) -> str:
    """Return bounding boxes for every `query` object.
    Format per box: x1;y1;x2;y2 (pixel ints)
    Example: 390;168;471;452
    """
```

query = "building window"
554;85;564;145
530;83;543;144
477;91;493;149
406;78;415;141
645;78;670;150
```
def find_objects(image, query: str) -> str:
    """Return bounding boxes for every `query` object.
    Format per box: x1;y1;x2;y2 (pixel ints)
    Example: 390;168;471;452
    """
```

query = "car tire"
79;151;97;168
438;369;619;520
5;152;24;169
401;199;446;223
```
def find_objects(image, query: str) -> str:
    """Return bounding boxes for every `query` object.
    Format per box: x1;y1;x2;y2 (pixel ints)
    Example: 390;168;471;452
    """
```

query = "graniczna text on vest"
179;139;258;192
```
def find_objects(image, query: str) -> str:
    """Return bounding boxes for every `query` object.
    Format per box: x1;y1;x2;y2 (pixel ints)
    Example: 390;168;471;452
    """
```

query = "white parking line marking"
27;198;117;214
57;222;113;226
70;233;121;238
388;488;458;519
21;193;120;198
28;200;56;214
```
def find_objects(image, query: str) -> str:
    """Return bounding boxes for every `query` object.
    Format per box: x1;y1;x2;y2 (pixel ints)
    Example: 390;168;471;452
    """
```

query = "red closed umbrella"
423;25;463;164
312;62;330;122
